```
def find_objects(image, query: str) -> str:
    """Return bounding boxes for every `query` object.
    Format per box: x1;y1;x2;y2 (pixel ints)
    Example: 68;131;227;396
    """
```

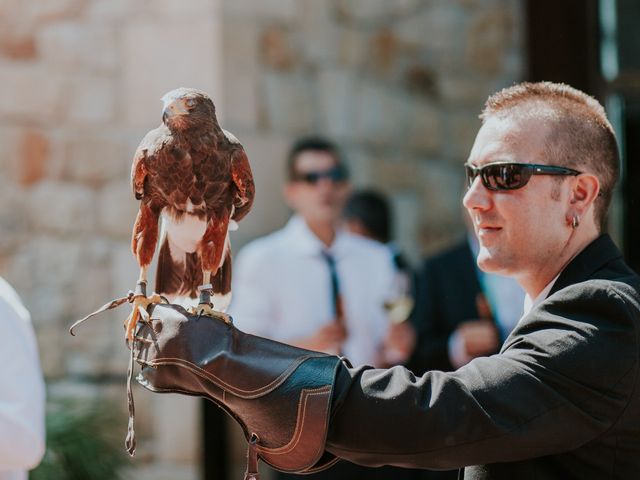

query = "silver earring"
571;215;580;229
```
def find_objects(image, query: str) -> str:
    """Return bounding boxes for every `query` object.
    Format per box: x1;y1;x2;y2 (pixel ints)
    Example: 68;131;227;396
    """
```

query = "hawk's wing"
131;126;170;200
224;130;255;222
131;148;147;200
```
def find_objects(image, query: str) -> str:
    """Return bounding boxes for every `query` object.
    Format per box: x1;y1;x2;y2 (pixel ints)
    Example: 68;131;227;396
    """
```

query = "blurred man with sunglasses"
141;83;640;479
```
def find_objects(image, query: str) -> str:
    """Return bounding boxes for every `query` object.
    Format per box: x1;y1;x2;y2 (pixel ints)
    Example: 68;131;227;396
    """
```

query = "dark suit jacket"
408;240;489;374
327;235;640;479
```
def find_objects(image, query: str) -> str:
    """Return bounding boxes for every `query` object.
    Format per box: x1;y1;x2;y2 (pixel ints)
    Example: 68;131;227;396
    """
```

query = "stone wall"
0;0;524;479
0;0;223;478
224;0;525;263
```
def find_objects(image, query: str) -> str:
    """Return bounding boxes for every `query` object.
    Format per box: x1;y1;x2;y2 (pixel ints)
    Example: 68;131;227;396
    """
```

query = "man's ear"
569;173;600;215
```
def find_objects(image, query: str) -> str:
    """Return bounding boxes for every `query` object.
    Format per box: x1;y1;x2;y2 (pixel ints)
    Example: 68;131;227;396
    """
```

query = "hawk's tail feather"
179;252;203;298
211;244;232;312
156;232;232;310
155;236;185;297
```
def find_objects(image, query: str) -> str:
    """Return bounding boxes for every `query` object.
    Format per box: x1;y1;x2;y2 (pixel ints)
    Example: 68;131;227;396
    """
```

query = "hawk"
126;88;255;339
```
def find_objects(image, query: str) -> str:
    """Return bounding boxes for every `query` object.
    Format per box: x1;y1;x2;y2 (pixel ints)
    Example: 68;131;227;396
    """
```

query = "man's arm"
0;294;45;470
327;282;638;469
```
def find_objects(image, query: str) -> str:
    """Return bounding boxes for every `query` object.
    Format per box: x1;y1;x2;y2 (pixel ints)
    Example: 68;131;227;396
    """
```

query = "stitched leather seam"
301;455;341;474
145;355;323;398
140;384;204;397
260;386;331;456
141;381;330;464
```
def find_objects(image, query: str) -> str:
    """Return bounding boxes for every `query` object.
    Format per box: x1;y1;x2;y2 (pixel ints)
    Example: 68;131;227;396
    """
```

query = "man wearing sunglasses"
138;82;640;479
322;82;637;478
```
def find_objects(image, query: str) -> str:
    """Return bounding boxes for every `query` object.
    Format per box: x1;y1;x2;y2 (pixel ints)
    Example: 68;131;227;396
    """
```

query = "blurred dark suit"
408;240;495;375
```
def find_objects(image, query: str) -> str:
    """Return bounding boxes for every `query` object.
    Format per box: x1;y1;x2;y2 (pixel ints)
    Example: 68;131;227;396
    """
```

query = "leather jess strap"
69;291;169;456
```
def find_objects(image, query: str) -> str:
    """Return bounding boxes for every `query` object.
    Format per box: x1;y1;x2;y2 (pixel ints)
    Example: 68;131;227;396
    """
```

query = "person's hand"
381;322;416;367
457;319;500;357
291;321;347;354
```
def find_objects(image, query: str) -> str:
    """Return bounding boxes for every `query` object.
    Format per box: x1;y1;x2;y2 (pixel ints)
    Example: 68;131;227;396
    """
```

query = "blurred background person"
230;136;418;479
231;136;396;366
0;276;45;480
343;188;416;367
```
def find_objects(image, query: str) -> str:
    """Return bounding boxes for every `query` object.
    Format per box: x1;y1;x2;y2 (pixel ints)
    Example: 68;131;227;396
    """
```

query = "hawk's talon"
124;293;163;341
195;303;232;325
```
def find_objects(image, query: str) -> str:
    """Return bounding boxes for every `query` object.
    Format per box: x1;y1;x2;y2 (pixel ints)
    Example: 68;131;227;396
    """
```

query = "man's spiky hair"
481;82;619;231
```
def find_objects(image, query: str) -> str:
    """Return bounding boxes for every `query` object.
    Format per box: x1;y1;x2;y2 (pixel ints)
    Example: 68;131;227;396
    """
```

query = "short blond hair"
481;82;619;231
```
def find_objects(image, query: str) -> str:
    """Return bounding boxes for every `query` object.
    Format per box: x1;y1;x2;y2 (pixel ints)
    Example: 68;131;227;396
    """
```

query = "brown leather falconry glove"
131;303;344;479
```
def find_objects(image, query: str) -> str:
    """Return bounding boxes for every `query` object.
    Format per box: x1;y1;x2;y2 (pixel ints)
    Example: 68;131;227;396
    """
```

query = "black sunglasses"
464;162;582;191
295;166;348;185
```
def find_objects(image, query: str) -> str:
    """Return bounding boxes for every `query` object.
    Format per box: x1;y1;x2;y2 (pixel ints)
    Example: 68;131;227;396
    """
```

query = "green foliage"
30;399;131;480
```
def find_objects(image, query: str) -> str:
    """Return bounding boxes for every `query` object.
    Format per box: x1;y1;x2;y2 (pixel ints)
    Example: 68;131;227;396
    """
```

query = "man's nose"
316;176;336;189
462;176;491;212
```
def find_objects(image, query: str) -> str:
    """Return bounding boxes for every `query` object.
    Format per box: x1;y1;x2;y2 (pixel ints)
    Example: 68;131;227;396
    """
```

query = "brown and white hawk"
126;87;255;339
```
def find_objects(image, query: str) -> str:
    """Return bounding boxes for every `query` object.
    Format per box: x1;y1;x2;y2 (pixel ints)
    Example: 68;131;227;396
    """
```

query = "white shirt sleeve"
377;249;396;335
0;280;46;472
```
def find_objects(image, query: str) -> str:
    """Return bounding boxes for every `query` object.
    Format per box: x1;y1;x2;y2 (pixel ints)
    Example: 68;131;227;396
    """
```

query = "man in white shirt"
231;136;401;368
0;276;46;480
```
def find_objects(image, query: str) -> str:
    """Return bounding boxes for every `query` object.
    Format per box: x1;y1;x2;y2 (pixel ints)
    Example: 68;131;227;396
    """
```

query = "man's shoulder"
553;248;640;310
552;276;640;316
511;277;640;388
520;276;640;348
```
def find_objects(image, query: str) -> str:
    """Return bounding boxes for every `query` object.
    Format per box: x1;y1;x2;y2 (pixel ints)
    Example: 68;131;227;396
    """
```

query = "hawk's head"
161;88;218;132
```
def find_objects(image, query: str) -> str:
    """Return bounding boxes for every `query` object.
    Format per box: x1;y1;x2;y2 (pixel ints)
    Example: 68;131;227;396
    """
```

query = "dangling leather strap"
243;433;260;480
125;328;137;455
68;294;131;336
125;304;151;456
69;292;166;457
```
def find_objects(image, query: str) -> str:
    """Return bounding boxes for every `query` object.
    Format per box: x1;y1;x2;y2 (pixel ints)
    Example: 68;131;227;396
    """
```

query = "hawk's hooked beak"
162;98;189;123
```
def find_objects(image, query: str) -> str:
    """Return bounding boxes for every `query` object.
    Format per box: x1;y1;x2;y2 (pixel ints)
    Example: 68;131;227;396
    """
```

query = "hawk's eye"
185;98;197;108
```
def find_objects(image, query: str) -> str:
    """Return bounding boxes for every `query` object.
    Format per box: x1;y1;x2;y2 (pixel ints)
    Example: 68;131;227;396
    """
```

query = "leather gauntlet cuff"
132;304;342;475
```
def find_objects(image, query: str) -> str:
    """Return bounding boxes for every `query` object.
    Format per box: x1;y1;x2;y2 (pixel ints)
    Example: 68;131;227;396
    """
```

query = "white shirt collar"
284;215;348;257
523;274;560;316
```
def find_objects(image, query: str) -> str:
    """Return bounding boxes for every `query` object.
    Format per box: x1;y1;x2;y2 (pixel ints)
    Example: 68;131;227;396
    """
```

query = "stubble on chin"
476;246;515;275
